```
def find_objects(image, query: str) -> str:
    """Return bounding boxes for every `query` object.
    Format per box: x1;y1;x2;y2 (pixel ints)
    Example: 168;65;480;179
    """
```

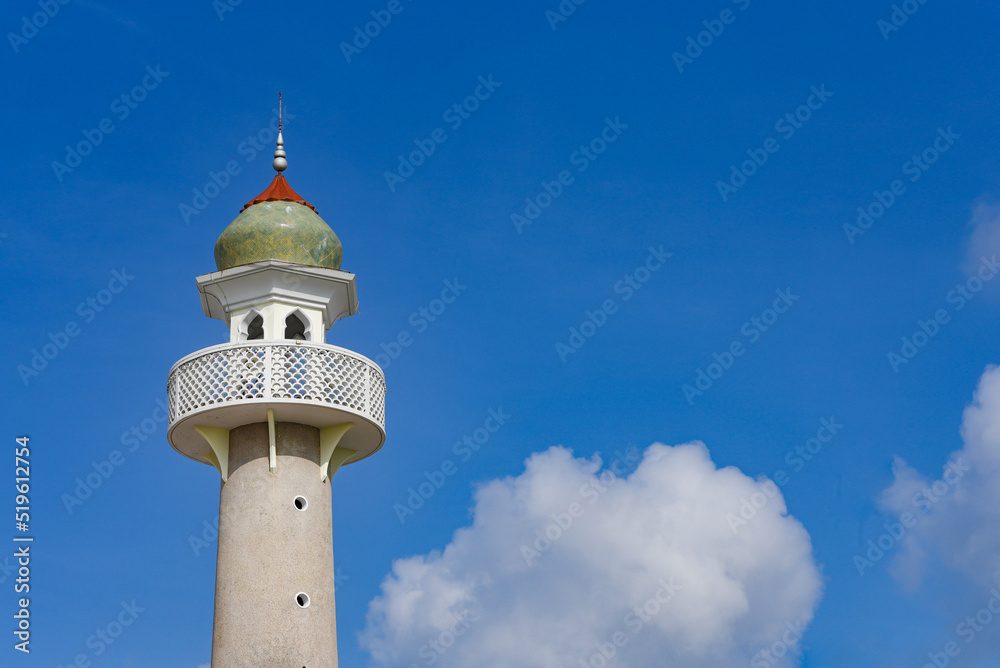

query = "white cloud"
880;365;1000;588
361;442;823;668
962;200;1000;277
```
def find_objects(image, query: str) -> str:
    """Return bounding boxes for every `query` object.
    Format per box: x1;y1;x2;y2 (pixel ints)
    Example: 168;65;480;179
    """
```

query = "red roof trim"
241;174;318;214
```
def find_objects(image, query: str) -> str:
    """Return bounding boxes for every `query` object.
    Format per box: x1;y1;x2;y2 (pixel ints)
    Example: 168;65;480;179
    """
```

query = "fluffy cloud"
361;442;823;668
880;365;1000;588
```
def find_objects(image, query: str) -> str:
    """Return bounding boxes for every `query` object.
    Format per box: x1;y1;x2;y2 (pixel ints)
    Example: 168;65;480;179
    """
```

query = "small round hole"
296;592;310;608
294;496;308;511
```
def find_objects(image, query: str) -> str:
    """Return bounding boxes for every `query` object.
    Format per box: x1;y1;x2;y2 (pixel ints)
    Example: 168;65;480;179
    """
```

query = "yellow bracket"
326;447;358;481
195;426;231;482
267;409;277;473
319;423;355;482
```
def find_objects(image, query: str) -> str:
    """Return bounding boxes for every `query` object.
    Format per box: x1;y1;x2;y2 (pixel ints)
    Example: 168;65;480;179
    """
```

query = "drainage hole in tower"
294;496;308;511
296;592;310;608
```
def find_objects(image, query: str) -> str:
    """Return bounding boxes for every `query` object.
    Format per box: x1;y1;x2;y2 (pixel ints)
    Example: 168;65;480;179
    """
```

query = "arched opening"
239;311;265;341
247;316;264;340
284;311;309;340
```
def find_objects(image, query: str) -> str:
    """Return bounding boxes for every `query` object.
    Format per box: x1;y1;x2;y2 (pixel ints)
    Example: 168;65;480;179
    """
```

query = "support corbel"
319;423;355;482
195;426;231;482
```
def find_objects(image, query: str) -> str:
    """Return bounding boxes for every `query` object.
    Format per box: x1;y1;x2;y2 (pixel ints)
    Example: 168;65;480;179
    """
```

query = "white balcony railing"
167;341;386;430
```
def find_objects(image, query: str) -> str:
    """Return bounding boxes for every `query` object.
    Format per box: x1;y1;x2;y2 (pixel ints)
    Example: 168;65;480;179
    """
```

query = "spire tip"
273;91;287;173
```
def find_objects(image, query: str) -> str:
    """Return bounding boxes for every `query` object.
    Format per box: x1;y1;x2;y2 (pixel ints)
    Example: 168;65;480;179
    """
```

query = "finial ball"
273;157;288;172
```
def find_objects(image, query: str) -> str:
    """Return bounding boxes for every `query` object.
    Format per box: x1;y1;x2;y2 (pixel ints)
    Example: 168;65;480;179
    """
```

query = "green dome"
214;179;343;271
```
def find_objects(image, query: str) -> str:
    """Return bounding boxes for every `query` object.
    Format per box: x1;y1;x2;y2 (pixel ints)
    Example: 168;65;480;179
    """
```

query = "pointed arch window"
284;310;309;341
239;311;265;341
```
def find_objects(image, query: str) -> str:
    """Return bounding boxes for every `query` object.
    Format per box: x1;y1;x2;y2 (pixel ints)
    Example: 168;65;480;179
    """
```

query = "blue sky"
5;0;1000;666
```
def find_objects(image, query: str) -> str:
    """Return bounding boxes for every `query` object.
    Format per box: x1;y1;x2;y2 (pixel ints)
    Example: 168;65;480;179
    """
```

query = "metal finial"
273;91;287;173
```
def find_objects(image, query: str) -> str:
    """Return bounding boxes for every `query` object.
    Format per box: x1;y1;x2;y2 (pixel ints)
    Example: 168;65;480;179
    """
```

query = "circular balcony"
167;341;386;467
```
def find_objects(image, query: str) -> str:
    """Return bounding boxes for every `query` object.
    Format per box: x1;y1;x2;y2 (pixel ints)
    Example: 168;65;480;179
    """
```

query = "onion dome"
213;94;343;271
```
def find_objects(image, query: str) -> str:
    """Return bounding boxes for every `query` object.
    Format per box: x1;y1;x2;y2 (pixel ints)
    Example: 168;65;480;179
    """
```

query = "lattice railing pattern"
168;342;386;428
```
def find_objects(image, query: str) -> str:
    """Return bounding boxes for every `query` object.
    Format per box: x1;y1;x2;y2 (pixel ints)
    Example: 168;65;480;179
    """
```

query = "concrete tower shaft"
212;422;338;667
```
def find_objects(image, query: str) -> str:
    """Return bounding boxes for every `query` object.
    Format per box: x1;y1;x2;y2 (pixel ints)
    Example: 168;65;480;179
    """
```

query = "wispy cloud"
880;364;1000;590
963;199;1000;278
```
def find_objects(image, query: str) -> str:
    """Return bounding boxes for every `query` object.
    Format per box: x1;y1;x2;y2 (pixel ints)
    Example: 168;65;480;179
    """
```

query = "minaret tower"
166;96;386;667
